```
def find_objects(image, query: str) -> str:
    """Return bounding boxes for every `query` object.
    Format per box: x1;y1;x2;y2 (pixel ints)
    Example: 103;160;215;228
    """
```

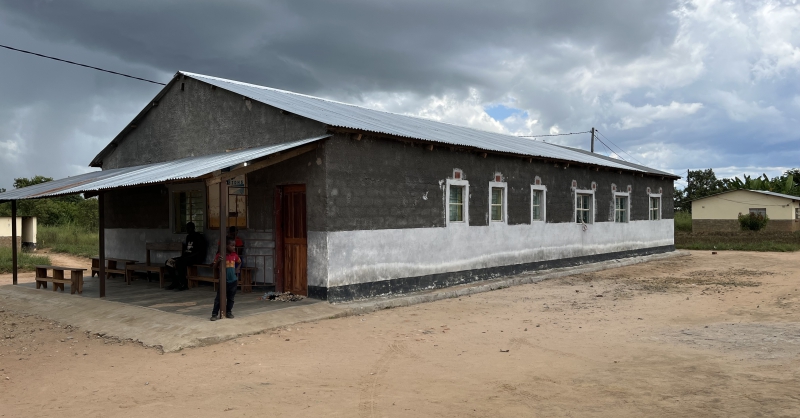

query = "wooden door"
277;185;307;295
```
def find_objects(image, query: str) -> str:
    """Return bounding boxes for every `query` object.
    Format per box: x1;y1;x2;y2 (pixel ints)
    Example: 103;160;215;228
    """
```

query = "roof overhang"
0;135;329;202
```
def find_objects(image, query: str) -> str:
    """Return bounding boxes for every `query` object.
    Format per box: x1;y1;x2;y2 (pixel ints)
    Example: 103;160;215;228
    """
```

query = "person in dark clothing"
166;222;207;291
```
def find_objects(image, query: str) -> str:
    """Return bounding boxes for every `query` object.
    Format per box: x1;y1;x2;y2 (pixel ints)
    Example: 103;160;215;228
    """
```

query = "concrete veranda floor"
0;251;685;352
16;272;320;318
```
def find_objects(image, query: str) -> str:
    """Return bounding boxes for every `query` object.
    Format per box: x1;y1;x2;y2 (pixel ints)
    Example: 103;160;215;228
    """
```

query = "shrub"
738;212;769;231
674;211;692;232
37;224;98;258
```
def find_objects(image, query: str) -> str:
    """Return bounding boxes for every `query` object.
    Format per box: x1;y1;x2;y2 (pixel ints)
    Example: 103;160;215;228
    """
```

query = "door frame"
273;184;307;294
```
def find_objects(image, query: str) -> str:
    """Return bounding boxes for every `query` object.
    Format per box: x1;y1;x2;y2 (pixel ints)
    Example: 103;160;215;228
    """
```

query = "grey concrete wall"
105;185;169;229
101;77;329;169
247;144;327;232
323;134;675;232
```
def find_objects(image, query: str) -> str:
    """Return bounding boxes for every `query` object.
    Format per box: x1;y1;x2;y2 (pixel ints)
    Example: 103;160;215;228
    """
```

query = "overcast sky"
1;0;799;190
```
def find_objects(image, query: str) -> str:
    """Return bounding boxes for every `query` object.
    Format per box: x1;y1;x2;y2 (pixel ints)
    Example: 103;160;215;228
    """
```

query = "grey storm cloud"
0;0;799;190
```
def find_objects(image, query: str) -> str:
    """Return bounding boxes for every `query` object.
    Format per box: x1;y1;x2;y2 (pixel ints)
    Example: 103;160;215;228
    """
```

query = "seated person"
166;222;207;291
216;226;244;256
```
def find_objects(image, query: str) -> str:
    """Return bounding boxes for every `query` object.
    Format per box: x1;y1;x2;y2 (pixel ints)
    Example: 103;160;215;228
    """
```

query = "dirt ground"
1;251;799;417
0;250;93;286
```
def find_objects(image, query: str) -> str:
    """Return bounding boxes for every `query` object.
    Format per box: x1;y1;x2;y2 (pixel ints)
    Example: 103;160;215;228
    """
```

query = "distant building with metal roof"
691;189;800;232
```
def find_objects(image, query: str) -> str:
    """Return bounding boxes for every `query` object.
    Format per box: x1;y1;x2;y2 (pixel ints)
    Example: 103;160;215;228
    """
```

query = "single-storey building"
0;217;36;250
691;189;800;232
0;71;678;302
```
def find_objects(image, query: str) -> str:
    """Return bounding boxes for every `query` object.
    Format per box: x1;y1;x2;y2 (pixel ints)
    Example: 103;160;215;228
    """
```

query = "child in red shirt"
210;239;241;321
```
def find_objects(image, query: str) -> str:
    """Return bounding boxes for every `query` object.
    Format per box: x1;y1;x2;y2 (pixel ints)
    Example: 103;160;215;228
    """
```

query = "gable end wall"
101;77;328;169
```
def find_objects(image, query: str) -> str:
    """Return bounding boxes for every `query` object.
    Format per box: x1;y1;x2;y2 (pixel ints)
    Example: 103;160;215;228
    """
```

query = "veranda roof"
0;135;329;202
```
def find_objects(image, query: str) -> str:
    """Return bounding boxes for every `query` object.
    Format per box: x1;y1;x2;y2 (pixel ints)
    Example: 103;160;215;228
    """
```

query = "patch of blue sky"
484;104;527;122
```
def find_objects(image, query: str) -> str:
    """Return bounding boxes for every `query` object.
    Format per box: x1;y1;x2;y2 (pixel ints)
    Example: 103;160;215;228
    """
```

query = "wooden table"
35;265;87;294
91;257;137;279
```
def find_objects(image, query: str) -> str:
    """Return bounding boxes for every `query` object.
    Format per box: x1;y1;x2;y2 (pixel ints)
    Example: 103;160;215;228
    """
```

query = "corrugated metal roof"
0;136;328;201
748;190;800;200
691;189;800;202
177;72;678;178
556;145;676;177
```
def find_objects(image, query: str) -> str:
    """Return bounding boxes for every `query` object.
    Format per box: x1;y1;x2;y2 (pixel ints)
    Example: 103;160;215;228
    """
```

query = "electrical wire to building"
595;130;644;166
594;136;627;161
518;131;591;138
0;44;166;85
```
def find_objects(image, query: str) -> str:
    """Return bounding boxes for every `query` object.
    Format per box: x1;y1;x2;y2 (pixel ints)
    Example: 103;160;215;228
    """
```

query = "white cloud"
613;101;704;129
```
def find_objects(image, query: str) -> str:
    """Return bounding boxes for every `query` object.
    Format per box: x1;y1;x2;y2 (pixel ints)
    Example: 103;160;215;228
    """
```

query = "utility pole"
590;127;595;153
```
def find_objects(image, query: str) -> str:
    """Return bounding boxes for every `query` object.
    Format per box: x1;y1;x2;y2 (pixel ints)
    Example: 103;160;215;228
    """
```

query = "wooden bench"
91;257;137;280
35;265;87;295
187;264;255;293
125;242;183;287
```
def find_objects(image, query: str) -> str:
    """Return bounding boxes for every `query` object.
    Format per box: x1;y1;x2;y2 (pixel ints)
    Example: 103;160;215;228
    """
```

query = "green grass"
37;224;98;258
674;210;692;232
0;247;51;274
676;241;800;252
675;231;800;252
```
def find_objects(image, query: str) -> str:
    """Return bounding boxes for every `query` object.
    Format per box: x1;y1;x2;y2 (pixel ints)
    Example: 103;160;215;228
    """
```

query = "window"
615;194;629;223
491;188;504;221
445;179;469;226
575;192;593;224
208;175;248;229
531;185;546;222
649;195;661;220
172;189;205;233
489;181;507;223
749;208;766;217
449;185;465;222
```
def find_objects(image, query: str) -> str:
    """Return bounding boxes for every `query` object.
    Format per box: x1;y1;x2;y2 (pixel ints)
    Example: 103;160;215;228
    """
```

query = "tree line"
0;175;99;230
675;168;800;212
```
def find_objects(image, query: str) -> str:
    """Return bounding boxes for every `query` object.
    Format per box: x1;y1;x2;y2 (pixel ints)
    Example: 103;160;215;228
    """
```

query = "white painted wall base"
320;220;674;288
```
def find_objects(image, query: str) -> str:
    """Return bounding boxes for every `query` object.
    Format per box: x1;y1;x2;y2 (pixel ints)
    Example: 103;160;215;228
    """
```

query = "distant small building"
0;217;37;250
691;190;800;232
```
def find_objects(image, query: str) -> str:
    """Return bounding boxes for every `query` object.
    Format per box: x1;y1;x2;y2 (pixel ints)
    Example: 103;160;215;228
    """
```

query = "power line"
518;130;591;138
594;137;627;161
595;130;644;165
0;44;166;86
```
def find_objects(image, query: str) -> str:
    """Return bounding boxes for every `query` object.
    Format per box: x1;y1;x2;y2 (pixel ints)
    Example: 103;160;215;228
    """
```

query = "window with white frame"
531;185;546;222
649;194;661;220
575;191;593;224
445;179;469;225
489;181;507;223
614;193;629;223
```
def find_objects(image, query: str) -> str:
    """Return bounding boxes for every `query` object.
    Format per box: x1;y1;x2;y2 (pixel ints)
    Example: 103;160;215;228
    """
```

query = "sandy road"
1;250;799;417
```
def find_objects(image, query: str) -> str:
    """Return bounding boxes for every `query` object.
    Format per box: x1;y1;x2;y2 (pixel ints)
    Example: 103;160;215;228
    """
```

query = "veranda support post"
99;192;106;298
11;200;17;285
218;180;228;318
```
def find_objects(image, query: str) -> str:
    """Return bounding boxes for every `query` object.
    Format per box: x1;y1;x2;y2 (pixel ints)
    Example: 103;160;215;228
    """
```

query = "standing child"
210;239;241;321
